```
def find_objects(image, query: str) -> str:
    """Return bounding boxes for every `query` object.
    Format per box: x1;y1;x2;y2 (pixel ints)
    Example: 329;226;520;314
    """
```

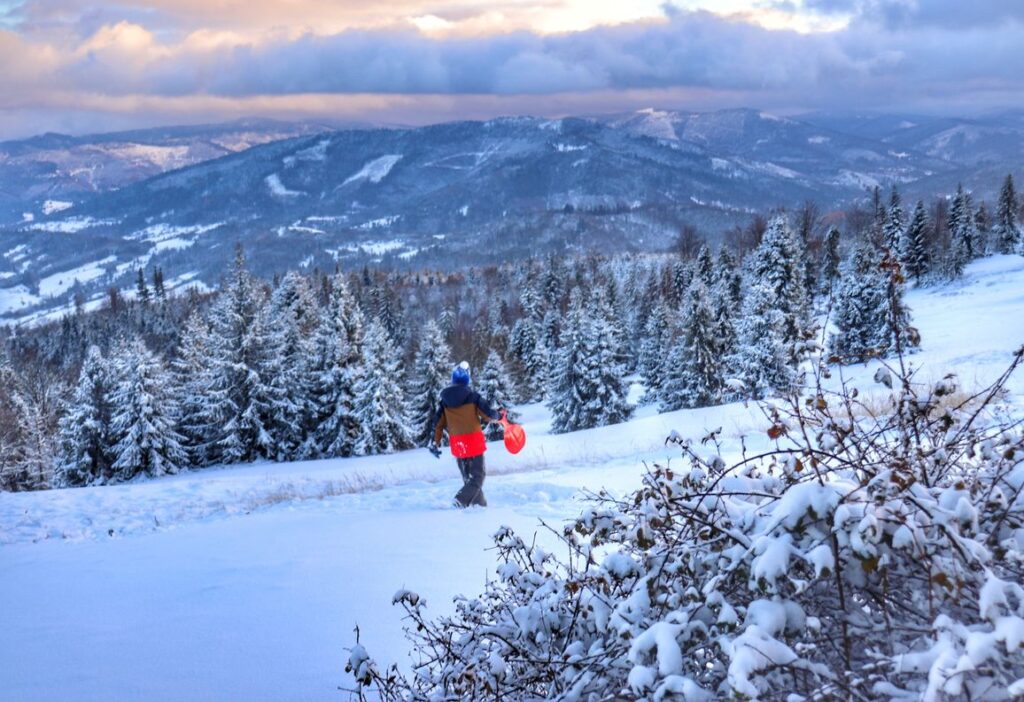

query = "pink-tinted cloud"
0;1;1022;138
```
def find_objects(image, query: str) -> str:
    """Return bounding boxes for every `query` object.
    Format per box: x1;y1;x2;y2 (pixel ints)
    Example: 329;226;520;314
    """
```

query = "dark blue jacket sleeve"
473;392;500;421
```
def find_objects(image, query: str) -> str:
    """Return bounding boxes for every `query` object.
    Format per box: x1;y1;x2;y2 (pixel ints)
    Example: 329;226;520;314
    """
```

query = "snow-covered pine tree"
829;245;884;362
585;298;633;427
869;184;886;245
902;200;931;283
694;245;715;288
828;244;915;361
659;283;722;410
352;319;411;456
883;184;905;253
974;201;992;254
713;247;743;309
172;311;217;467
730;281;794;400
547;297;590;434
508;317;545;401
750;215;810;361
153;267;166;302
352;320;413;455
670;260;691;306
948;183;979;265
873;251;918;356
407;320;453;446
204;246;278;464
820;225;841;294
519;279;542;322
371;279;405;347
108;340;185;482
11;390;56;491
135;268;150;305
309;274;365;458
794;201;820;295
547;294;632;433
437;307;456;336
0;349;29;491
710;277;738;365
477;350;518;441
994;174;1020;254
591;286;631;377
638;303;671;404
539;310;560;359
55;345;113;486
264;271;317;460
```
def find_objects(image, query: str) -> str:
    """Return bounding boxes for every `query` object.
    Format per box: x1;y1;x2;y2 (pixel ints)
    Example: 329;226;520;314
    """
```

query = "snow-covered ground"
2;256;1023;701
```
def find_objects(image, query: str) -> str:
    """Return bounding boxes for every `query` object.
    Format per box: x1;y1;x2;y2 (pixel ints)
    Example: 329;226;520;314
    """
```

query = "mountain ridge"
2;107;1022;325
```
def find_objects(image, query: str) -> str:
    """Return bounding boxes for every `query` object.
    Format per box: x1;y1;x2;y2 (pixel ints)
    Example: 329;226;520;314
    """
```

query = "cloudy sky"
0;0;1021;139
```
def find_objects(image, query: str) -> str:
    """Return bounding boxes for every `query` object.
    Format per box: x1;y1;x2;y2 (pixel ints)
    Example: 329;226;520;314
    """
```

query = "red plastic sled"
498;411;527;455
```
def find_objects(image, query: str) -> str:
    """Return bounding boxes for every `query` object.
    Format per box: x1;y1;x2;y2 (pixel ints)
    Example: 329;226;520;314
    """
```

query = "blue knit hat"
452;361;471;386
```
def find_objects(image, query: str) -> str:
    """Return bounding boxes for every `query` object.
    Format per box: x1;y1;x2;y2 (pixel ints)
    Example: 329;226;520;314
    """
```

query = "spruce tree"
55;345;113;486
994;174;1020;254
108;340;185;481
173;311;217;467
0;349;23;489
477;351;518;442
407;320;453;446
352;320;413;455
0;349;51;491
309;274;365;458
869;185;887;246
820;225;841;293
710;282;738;364
372;280;405;346
694;245;715;288
11;390;56;491
153;267;166;301
730;282;794;400
827;245;915;362
714;247;743;309
508;317;545;400
670;261;691;306
548;295;631;433
586;299;633;427
902;200;931;283
883;185;905;253
265;271;316;460
204;247;278;464
660;283;722;410
638;304;671;403
948;184;979;264
974;202;991;254
750;216;809;361
829;246;883;362
873;252;917;357
135;268;150;305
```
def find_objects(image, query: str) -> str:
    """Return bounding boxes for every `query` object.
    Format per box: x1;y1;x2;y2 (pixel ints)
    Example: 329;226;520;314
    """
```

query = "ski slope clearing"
2;256;1023;701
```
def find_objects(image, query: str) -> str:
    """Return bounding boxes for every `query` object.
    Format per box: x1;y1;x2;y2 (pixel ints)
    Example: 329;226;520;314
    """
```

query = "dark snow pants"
455;455;487;507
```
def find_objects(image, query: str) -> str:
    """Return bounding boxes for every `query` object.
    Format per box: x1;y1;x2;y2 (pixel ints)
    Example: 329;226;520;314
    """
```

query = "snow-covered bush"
347;347;1024;701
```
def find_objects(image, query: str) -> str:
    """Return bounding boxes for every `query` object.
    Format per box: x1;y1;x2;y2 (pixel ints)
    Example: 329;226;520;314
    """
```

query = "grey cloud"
805;0;1024;29
8;5;1024;121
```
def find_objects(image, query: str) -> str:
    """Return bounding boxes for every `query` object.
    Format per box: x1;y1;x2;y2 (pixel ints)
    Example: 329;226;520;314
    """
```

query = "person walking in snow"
428;361;501;508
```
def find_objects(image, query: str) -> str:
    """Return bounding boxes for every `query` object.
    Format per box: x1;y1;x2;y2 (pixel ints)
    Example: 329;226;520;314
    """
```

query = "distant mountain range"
1;108;1022;325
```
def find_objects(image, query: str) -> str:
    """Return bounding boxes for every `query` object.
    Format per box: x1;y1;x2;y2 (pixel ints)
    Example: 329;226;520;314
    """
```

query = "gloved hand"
427;442;442;459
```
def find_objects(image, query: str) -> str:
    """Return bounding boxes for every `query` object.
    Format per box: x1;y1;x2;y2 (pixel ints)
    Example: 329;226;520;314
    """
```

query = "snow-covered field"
2;256;1023;701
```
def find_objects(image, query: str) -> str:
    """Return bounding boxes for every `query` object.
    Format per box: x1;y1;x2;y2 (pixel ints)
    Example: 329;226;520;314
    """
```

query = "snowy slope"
1;256;1023;701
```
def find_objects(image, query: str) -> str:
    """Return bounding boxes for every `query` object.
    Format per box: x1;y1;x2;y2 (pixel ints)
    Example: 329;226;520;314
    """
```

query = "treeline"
0;175;1020;491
